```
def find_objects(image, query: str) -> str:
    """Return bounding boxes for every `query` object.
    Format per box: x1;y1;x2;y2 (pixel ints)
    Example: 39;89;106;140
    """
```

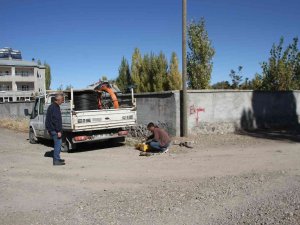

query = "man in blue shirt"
45;93;65;166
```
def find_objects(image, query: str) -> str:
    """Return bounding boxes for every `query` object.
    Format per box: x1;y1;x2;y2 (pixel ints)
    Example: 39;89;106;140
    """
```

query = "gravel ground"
1;128;300;225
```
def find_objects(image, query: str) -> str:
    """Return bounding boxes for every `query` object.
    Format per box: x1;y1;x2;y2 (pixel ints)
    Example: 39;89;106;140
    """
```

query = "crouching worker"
146;122;171;153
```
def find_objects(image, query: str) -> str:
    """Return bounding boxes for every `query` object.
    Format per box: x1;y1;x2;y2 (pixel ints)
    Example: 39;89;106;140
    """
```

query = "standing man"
146;122;171;153
45;93;65;166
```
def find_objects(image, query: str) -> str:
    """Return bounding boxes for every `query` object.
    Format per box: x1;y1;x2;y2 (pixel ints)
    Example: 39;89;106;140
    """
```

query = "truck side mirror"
24;109;31;117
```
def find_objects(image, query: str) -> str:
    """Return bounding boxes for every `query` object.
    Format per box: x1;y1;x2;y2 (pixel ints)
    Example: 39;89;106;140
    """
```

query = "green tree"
131;48;143;93
250;73;263;90
240;77;251;90
166;52;182;90
211;81;231;89
140;53;151;92
44;62;51;90
187;18;215;89
129;49;182;92
229;66;243;89
152;52;168;92
261;37;300;90
116;57;131;92
101;75;108;81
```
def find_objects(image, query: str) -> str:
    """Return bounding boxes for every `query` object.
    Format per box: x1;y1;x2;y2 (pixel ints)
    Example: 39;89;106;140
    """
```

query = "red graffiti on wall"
189;104;205;124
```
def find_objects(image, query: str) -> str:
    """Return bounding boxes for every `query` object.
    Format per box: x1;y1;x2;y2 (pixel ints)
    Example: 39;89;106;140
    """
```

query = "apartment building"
0;47;45;102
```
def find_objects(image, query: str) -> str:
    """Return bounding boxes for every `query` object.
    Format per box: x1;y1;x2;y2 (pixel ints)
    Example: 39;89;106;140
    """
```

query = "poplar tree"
44;62;51;90
152;52;168;92
187;18;215;89
167;52;182;90
131;48;143;93
140;53;151;92
116;57;131;92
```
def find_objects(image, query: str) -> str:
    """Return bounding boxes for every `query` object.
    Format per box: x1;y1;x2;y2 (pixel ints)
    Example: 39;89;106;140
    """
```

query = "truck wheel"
61;141;70;153
61;141;77;153
29;128;37;144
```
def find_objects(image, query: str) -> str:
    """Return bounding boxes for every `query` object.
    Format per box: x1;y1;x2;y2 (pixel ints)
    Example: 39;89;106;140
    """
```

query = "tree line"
115;18;214;93
46;17;299;92
213;37;300;90
116;18;300;92
116;50;182;93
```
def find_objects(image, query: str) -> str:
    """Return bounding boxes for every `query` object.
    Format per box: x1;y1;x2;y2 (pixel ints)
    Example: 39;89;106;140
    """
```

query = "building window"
0;98;3;103
0;84;10;91
9;97;12;102
0;71;10;76
16;71;33;76
22;85;29;91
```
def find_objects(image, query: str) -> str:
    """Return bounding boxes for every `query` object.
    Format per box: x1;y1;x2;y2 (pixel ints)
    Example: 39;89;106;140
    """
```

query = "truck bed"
54;104;137;132
71;109;136;132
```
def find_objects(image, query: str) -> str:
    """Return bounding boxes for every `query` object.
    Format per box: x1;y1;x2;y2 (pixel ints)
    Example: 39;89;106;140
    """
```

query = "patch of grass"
0;117;29;133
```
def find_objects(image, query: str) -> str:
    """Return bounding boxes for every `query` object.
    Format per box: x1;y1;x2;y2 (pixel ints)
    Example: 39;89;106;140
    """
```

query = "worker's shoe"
53;160;65;166
59;159;65;163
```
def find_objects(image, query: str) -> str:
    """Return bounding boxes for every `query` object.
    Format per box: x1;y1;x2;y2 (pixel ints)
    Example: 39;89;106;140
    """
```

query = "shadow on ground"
42;138;125;158
71;140;125;153
237;129;300;143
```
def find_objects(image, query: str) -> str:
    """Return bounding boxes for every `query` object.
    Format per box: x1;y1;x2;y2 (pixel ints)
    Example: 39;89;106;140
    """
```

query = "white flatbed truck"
27;87;137;152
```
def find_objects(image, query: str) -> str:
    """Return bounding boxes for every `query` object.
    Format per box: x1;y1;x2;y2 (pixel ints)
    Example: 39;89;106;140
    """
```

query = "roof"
0;59;45;68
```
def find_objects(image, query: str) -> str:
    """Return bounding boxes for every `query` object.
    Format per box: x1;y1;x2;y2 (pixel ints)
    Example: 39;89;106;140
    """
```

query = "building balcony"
0;87;12;91
14;75;36;82
15;72;34;77
0;73;12;76
17;87;34;91
0;82;12;92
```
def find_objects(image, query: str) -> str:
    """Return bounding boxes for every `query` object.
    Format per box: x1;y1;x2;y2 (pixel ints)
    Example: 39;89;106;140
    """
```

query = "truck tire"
29;128;37;144
61;139;77;153
61;140;70;153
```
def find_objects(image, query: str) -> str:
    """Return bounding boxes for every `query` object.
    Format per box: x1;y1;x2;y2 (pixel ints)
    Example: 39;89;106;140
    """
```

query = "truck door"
30;97;45;137
30;98;40;136
37;97;46;137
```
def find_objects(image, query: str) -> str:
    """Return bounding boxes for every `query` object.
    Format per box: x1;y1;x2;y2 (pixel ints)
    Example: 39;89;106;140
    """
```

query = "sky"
1;0;300;89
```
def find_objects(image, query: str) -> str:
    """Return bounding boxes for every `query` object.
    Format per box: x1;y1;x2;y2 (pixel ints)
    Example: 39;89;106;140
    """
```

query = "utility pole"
182;0;188;137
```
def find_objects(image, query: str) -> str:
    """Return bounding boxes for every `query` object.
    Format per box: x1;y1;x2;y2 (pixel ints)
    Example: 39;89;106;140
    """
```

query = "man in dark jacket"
146;122;171;153
45;93;65;166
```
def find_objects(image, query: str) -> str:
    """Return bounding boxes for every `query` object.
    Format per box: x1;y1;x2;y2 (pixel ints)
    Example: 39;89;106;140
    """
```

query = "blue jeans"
50;131;62;162
149;141;169;151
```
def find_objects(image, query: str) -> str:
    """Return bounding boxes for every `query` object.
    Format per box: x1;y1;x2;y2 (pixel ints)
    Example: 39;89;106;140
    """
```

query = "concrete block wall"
0;92;181;136
187;90;300;135
0;102;34;118
134;91;180;136
1;90;299;136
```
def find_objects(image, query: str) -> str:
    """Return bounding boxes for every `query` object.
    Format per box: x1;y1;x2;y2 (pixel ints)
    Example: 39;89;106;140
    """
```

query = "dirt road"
1;128;300;225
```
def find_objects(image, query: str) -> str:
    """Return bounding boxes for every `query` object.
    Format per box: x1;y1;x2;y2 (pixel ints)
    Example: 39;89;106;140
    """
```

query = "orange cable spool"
95;83;119;109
